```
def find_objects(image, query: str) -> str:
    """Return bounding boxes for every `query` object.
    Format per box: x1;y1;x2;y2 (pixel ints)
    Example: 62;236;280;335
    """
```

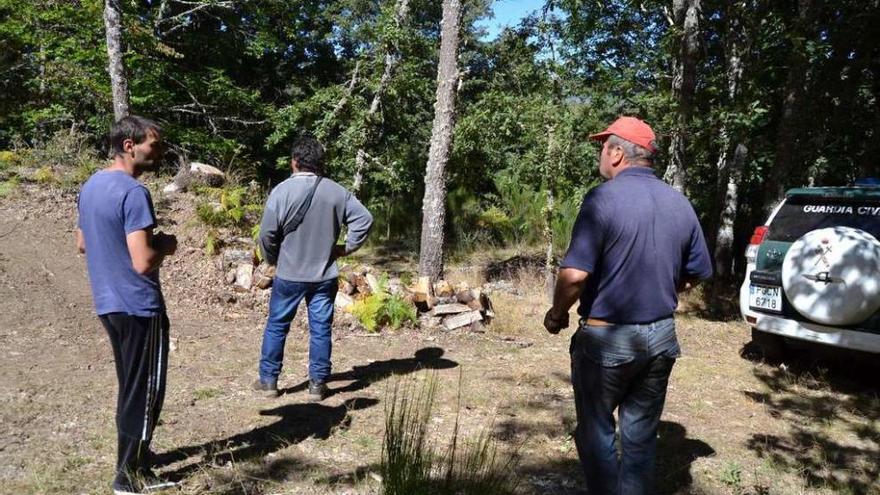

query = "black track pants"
99;312;169;487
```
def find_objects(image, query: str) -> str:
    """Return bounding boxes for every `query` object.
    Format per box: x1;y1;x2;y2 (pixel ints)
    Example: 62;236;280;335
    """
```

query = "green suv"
740;185;880;357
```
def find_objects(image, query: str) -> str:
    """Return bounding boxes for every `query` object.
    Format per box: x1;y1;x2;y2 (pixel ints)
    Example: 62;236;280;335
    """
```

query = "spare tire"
781;226;880;326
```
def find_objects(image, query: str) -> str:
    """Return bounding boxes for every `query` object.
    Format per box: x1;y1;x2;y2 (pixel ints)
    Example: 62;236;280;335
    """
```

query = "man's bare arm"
76;228;86;254
126;229;177;275
544;267;590;334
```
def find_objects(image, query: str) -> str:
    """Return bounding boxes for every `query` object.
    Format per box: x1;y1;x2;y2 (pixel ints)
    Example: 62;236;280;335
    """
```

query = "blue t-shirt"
77;170;164;316
560;167;713;324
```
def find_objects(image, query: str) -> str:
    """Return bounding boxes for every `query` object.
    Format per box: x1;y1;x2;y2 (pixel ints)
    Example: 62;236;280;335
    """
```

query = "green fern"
350;272;417;332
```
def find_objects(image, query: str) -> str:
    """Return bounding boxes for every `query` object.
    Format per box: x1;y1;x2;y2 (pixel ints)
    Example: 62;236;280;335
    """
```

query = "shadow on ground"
741;346;880;492
280;346;458;397
153;348;458;484
154;397;378;480
483;254;545;282
494;375;714;495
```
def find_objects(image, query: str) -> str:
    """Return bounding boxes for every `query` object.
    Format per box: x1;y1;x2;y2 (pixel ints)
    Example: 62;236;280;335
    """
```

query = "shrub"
350;274;417;332
22;129;102;172
0;177;20;198
34;166;57;184
0;151;20;170
195;185;262;230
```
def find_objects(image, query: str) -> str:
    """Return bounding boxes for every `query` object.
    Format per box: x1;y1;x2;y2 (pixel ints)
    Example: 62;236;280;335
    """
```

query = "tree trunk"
766;0;817;209
418;0;461;281
663;0;701;193
712;1;750;280
714;144;747;280
352;0;410;195
543;122;561;300
104;0;130;121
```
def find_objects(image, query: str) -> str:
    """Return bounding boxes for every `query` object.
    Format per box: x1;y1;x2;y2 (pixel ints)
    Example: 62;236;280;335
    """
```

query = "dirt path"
0;186;877;495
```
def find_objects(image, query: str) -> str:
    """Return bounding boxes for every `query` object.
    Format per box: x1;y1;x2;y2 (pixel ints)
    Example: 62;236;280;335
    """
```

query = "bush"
0;177;20;198
0;151;20;170
22;129;102;171
195;185;262;230
350;274;417;332
34;166;57;184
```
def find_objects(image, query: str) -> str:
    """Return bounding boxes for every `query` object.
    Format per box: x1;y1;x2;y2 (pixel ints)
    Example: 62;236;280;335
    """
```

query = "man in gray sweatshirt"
254;136;373;400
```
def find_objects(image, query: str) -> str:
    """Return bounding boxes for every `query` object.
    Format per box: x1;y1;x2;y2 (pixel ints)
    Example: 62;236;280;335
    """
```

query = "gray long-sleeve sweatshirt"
258;173;373;282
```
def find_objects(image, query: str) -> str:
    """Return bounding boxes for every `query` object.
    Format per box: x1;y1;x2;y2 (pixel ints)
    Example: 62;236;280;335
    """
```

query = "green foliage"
0;151;20;170
251;223;263;263
195;185;262;230
350;273;417;332
204;230;220;256
0;177;19;198
33;166;56;184
381;372;519;495
1;0;877;282
719;461;743;491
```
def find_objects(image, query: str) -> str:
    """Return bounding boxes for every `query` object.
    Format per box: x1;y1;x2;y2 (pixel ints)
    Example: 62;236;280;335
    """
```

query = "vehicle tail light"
745;226;769;263
749;226;769;245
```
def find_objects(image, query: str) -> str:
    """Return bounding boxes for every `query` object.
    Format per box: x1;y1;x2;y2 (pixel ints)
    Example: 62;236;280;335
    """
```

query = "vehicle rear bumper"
754;314;880;354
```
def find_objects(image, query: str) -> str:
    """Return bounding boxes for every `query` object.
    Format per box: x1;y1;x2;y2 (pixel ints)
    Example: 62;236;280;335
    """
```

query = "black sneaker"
252;378;279;397
113;474;177;494
308;380;328;402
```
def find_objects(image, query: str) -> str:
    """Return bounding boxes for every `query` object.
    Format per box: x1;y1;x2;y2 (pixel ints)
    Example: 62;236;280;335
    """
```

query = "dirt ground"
0;184;878;495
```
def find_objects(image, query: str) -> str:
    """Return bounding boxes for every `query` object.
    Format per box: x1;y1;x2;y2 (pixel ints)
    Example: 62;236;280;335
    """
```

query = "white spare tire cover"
782;226;880;325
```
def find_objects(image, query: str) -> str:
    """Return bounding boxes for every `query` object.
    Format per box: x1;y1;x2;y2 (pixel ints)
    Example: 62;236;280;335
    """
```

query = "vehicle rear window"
767;196;880;242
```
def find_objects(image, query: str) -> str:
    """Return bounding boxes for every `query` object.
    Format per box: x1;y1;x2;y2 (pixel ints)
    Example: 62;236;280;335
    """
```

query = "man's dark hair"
290;135;325;174
109;116;161;156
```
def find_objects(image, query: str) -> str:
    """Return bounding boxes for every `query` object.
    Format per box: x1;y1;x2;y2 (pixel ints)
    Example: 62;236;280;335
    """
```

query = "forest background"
2;0;879;285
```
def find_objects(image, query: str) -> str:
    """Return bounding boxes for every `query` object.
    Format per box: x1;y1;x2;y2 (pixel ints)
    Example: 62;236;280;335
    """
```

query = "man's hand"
543;308;570;335
154;232;178;256
332;244;348;259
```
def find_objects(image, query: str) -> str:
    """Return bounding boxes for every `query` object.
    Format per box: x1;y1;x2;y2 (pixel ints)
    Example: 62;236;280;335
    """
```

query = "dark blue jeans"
259;277;338;384
569;317;680;495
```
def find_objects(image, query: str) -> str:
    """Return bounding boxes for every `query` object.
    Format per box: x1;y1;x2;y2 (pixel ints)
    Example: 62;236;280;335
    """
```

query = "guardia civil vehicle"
740;183;880;358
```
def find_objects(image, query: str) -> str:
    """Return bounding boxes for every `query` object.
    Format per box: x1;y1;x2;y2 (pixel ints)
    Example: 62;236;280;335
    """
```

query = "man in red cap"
544;116;712;494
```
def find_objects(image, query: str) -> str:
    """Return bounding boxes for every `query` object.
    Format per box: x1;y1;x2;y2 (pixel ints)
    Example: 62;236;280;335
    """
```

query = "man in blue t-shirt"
77;116;177;495
544;117;712;495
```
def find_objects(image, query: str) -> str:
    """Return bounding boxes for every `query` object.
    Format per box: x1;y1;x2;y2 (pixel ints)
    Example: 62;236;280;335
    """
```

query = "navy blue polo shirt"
560;167;712;324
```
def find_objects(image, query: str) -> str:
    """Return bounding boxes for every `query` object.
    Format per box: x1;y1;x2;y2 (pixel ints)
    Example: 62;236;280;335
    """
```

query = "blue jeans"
569;318;680;495
258;277;338;384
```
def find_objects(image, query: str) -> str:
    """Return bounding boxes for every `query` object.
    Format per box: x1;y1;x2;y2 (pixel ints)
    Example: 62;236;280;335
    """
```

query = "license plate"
749;284;782;312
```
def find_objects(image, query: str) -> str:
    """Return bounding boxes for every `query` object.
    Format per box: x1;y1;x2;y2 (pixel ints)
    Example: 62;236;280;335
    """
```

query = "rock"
167;161;227;192
433;280;454;297
234;263;253;291
442;310;483;331
222;248;254;269
456;289;476;304
430;303;471;316
340;279;356;295
254;263;275;289
335;292;354;311
365;273;382;294
163;182;181;194
225;268;236;284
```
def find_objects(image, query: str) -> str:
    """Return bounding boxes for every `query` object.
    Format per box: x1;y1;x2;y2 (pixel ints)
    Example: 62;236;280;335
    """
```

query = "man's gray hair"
606;134;654;165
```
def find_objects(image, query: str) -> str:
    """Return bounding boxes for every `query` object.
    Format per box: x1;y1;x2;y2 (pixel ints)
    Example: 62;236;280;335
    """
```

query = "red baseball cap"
589;116;657;153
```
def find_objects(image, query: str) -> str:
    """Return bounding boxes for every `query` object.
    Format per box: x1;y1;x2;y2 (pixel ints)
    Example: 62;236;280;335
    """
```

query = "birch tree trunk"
104;0;130;121
714;144;747;280
418;0;461;281
712;2;749;280
352;0;410;195
663;0;701;193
